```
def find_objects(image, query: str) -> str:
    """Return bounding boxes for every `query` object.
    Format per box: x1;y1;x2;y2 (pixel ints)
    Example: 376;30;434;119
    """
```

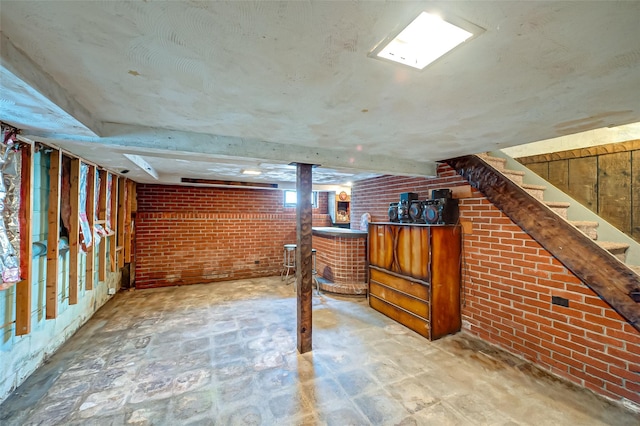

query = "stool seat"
281;244;297;283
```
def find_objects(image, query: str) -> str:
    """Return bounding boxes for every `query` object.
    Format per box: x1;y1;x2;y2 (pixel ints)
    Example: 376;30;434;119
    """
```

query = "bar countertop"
312;227;368;238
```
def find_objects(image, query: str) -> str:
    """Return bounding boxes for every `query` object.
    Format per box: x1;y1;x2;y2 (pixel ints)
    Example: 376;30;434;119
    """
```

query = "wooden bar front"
368;223;461;340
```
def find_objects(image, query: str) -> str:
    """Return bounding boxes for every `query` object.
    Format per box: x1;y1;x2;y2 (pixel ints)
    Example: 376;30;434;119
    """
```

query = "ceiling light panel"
372;12;480;70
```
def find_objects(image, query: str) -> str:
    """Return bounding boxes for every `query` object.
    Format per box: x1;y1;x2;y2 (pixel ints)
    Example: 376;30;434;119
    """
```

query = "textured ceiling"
1;1;639;187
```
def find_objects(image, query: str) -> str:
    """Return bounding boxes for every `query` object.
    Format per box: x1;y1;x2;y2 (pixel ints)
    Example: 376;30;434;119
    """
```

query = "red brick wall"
136;185;331;288
352;164;640;406
314;235;367;284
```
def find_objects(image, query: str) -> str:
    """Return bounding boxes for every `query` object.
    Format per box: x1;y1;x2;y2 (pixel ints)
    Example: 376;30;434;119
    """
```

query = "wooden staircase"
478;153;638;273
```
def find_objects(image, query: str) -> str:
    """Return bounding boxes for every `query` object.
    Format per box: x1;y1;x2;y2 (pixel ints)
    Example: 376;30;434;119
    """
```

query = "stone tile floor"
1;276;638;425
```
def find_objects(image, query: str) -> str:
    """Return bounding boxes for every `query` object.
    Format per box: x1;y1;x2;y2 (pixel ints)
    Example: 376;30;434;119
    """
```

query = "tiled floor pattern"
1;276;638;425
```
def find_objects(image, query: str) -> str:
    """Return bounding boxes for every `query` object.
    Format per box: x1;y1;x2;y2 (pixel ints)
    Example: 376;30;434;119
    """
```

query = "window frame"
284;190;318;208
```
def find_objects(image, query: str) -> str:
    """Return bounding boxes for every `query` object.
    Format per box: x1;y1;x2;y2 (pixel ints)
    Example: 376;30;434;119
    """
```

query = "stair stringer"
445;155;640;333
489;150;640;266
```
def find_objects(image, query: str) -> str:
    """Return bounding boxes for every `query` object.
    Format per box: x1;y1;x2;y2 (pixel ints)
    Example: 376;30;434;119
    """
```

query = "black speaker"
422;198;459;224
397;200;411;222
431;189;452;200
400;192;419;203
388;203;399;222
409;200;425;223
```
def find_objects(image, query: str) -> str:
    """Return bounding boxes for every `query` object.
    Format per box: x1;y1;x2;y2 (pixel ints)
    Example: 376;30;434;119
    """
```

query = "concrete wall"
351;164;640;409
134;185;332;288
0;150;121;403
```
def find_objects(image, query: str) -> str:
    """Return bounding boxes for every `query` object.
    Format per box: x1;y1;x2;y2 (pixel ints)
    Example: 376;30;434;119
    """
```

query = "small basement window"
284;190;318;208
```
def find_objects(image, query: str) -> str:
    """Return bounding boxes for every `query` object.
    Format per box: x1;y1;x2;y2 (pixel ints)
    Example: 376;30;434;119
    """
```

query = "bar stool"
281;244;296;284
312;248;321;295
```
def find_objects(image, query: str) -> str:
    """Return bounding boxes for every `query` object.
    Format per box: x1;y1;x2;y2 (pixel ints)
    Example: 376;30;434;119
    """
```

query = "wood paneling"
567;156;598;212
16;144;34;335
517;141;640;244
46;150;61;319
598;152;631;234
526;162;549;180
548;160;569;192
632;150;640;241
518;138;640;164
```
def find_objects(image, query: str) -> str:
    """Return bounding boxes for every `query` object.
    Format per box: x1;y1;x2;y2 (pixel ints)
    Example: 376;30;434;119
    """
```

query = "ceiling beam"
24;123;438;177
0;32;103;136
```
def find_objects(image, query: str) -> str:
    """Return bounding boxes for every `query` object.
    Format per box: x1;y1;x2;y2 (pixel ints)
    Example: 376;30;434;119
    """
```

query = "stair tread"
522;183;547;190
545;201;571;208
570;220;599;227
597;241;630;251
503;170;526;176
478;154;506;164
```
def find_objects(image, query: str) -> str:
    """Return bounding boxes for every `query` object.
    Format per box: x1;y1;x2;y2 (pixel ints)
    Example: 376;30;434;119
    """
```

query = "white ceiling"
1;1;639;189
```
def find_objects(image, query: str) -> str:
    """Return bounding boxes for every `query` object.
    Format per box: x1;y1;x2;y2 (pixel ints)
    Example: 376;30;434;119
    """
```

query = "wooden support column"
110;175;118;272
117;177;126;269
85;165;96;290
16;144;34;335
98;170;107;281
46;149;61;319
295;163;313;354
69;158;80;304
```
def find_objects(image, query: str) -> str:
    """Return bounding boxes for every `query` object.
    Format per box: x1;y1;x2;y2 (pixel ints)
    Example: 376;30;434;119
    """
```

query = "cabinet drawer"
369;295;430;339
369;281;429;319
369;268;429;301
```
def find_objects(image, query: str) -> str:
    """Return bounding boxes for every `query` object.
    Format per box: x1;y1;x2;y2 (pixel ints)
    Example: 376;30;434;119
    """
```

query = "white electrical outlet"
108;288;116;295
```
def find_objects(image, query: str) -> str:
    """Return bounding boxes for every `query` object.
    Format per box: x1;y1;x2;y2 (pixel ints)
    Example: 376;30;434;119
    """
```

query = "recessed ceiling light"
371;12;480;70
242;169;262;176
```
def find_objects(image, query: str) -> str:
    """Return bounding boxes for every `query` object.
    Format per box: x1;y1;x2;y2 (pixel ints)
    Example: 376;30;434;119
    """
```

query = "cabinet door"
368;224;394;270
394;225;430;281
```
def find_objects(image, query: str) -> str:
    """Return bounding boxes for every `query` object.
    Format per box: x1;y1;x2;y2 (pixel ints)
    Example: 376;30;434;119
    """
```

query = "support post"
296;163;313;354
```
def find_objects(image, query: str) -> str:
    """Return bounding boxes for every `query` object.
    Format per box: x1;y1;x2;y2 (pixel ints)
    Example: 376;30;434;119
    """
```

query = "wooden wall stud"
69;158;80;304
98;169;108;281
85;165;96;290
16;143;34;335
46;149;62;319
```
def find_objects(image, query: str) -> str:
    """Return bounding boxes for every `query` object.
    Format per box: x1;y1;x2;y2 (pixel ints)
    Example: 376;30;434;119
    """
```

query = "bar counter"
312;227;368;295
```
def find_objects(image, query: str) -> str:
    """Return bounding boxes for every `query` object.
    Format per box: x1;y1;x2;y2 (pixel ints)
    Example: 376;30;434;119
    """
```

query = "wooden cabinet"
368;223;461;340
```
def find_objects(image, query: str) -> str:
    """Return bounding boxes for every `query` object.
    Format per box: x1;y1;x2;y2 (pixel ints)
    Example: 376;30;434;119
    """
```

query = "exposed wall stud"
46;149;61;319
69;158;81;304
16;143;34;335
